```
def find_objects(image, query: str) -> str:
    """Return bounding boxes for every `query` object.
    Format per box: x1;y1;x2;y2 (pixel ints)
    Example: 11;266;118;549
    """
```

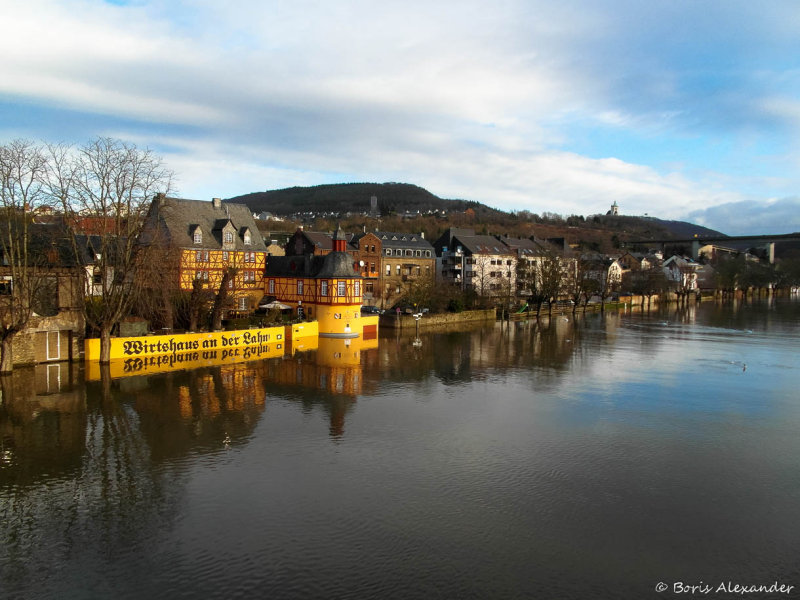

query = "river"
1;299;799;599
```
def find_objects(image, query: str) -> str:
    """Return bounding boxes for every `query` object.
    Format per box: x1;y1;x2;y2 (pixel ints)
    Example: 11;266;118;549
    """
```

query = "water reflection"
0;363;84;486
1;300;798;600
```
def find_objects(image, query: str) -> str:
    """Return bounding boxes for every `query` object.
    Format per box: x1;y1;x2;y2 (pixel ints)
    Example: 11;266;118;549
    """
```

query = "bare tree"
0;140;49;373
211;267;237;330
46;138;173;363
539;252;564;318
563;257;594;314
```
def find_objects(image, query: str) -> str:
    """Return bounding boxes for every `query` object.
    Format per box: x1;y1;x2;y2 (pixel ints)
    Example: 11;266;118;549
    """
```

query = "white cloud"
684;197;800;236
2;0;800;230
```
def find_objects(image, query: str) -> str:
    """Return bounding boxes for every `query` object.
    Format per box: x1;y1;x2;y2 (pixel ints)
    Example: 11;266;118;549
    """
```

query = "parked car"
360;305;383;315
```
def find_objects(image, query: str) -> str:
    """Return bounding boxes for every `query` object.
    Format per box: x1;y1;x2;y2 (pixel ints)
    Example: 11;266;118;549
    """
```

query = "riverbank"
379;308;496;329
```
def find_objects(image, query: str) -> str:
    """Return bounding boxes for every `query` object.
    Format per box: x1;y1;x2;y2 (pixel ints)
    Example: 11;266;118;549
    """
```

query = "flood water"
2;299;799;600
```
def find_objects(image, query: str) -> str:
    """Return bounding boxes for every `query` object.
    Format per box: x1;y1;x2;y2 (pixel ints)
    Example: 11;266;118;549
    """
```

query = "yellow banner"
85;326;286;361
85;342;285;380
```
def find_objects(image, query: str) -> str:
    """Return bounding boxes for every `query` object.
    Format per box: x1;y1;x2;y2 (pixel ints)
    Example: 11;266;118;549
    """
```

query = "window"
244;231;252;245
354;281;360;296
386;264;391;276
297;280;303;295
370;262;375;272
426;250;431;257
396;265;400;275
222;251;229;262
405;250;412;257
228;278;233;289
0;276;12;295
416;250;421;257
238;296;249;311
269;279;275;294
321;280;328;296
195;250;202;261
224;232;233;244
193;229;202;244
385;248;392;256
337;281;346;296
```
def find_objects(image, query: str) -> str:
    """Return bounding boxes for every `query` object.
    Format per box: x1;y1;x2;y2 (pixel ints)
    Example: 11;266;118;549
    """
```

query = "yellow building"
142;195;268;314
264;226;374;338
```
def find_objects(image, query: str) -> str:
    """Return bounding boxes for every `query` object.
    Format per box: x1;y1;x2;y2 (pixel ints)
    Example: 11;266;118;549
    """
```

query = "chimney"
420;231;425;239
212;197;222;209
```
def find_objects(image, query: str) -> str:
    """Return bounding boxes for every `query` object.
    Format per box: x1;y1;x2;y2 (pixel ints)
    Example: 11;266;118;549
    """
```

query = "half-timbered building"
142;195;268;314
264;227;369;337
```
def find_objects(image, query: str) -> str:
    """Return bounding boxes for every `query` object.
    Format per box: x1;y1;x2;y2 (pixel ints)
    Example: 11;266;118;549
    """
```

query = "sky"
2;0;800;235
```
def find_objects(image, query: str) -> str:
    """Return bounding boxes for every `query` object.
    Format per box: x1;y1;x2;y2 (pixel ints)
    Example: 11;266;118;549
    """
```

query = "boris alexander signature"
655;581;795;595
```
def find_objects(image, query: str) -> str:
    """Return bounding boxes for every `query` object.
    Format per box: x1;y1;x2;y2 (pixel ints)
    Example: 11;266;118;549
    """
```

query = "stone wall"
11;309;84;366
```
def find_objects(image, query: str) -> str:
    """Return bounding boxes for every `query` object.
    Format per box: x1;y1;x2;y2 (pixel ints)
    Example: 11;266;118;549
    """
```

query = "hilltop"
227;182;726;252
228;182;506;220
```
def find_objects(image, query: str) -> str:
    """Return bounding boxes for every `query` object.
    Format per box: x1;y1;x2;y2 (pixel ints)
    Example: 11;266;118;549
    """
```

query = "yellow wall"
180;249;266;292
316;303;364;336
287;321;319;340
85;326;285;361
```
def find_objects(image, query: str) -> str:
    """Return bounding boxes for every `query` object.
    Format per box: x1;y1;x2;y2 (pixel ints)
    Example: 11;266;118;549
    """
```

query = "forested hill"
227;182;506;219
227;182;727;245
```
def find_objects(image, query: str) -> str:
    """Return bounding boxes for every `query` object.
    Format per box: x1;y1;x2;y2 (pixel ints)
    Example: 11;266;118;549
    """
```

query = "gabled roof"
265;252;360;279
144;196;267;251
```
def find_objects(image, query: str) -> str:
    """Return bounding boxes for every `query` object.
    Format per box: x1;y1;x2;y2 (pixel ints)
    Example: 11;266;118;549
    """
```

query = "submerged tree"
0;140;50;373
46;138;173;363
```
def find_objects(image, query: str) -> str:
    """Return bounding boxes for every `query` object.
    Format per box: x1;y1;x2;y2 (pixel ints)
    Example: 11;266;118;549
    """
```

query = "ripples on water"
1;299;799;599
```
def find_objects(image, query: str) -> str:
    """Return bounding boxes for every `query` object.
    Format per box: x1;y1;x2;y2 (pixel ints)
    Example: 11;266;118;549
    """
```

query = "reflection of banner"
85;343;284;380
85;326;286;361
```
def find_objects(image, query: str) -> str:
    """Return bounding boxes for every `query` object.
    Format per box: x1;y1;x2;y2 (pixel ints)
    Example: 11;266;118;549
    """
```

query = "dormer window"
243;230;252;245
192;227;202;244
221;222;236;250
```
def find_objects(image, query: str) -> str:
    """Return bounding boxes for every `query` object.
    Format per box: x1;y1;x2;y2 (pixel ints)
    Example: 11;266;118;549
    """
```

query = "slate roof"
353;230;434;252
498;236;563;257
144;196;267;251
265;252;360;279
450;234;514;256
0;223;82;268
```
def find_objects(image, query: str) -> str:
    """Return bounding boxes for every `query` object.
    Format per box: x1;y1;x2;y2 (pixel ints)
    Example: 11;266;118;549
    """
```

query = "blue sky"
2;0;800;235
